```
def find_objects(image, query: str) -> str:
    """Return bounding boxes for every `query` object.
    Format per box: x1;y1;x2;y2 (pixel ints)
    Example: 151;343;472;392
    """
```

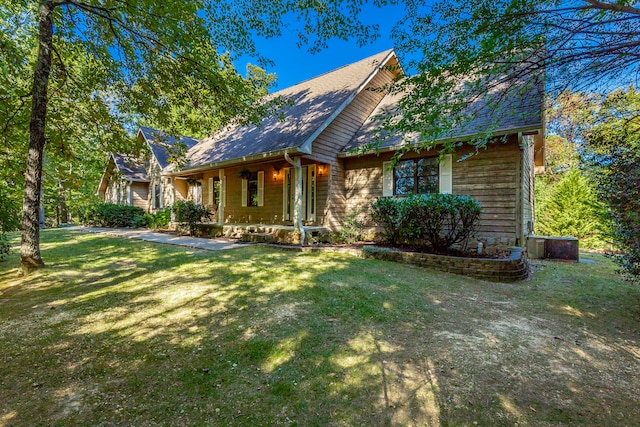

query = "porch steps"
240;232;275;243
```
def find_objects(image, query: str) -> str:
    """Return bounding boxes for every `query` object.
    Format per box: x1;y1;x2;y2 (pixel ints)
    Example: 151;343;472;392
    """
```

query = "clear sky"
237;2;409;91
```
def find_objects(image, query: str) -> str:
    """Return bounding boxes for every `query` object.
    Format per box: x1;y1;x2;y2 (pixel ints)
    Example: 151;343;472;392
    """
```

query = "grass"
1;229;639;426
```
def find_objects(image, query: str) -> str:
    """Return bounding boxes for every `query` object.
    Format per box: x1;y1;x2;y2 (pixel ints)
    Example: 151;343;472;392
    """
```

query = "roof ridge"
271;48;395;95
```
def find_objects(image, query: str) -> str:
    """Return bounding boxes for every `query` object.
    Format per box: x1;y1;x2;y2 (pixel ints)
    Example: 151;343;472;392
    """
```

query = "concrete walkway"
68;226;251;251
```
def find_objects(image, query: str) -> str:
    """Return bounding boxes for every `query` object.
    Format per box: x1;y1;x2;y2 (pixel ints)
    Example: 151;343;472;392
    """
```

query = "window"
209;177;220;206
189;181;202;204
393;157;439;195
153;184;162;209
241;171;264;207
247;172;258;206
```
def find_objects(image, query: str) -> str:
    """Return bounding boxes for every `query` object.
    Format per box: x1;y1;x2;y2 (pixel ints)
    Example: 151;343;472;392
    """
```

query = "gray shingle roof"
139;126;200;169
342;76;544;154
112;154;149;181
183;49;395;170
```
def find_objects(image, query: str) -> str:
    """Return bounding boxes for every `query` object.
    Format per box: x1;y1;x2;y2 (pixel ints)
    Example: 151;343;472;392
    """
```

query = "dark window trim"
393;157;439;196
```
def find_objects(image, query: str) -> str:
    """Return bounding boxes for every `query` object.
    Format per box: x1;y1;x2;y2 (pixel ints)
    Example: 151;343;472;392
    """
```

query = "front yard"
1;230;639;426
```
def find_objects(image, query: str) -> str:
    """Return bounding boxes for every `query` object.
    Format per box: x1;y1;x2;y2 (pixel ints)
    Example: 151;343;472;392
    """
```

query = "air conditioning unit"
527;235;579;261
527;235;547;259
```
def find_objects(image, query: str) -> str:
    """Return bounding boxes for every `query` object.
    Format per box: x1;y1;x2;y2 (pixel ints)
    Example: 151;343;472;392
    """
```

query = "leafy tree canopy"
371;0;640;156
584;87;640;279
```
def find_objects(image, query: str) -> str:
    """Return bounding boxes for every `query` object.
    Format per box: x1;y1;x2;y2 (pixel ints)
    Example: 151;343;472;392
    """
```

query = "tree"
6;0;381;274
584;87;640;280
371;0;640;155
535;168;610;248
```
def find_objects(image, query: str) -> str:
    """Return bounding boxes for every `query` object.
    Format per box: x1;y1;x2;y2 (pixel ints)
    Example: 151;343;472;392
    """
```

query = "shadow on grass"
1;231;639;426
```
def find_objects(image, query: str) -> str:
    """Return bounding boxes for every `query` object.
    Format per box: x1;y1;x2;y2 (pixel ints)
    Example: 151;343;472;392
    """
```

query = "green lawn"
1;230;639;426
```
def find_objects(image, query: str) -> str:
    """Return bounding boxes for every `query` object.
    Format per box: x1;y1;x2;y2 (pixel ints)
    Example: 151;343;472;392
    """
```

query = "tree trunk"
21;0;54;274
58;179;68;224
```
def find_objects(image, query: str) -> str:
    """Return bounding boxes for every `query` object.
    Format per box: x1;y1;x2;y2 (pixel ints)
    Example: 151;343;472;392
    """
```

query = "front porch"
225;223;331;244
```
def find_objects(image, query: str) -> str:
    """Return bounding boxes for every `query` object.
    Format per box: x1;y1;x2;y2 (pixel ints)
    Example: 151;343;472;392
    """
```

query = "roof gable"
182;49;396;170
342;76;544;155
138;126;200;169
111;154;149;181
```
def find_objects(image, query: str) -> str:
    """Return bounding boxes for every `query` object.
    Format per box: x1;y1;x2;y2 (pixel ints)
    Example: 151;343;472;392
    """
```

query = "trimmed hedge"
78;203;148;228
369;193;482;252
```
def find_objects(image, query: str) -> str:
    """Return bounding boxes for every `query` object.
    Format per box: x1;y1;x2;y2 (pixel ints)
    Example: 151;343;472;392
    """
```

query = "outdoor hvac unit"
527;235;579;261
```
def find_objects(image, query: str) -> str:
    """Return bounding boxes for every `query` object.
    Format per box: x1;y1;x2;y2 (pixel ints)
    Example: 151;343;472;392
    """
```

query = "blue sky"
238;3;409;91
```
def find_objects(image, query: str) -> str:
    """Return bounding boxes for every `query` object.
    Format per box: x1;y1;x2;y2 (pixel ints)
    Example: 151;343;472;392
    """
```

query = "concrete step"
240;232;275;243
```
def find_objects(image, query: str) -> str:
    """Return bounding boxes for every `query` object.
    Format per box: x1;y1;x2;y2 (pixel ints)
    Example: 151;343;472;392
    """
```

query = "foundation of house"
221;223;332;245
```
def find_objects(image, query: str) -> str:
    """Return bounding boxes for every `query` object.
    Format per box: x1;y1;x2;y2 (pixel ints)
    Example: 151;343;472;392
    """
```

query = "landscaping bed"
362;245;529;282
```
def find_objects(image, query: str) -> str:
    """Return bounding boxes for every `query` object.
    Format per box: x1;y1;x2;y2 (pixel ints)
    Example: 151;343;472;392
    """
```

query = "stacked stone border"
361;246;529;282
268;244;529;282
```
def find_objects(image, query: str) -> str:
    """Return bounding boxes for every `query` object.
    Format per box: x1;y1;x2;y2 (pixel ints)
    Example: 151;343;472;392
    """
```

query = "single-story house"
99;49;545;248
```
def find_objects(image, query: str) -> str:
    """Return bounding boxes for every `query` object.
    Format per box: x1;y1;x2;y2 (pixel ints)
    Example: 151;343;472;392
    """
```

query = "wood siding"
311;56;399;230
130;182;149;211
521;135;535;239
343;138;524;243
104;179;127;205
209;160;329;226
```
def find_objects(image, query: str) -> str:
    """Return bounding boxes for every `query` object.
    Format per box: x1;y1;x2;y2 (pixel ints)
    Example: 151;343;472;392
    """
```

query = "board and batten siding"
343;138;524;243
311;57;400;230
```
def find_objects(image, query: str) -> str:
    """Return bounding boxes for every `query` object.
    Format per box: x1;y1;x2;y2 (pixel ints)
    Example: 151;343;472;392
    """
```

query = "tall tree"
7;0;381;273
584;87;640;280
372;0;640;154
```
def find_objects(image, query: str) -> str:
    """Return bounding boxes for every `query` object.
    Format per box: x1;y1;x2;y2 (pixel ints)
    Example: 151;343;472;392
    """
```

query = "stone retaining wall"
362;246;529;282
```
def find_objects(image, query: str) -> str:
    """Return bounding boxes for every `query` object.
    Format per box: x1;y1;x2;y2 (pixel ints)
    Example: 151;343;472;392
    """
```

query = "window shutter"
208;177;214;205
151;184;155;209
257;171;264;207
439;154;453;194
382;161;393;197
241;178;247;207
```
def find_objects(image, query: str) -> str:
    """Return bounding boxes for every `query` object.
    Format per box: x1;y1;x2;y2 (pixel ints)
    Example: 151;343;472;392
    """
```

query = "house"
97;126;199;212
100;49;545;249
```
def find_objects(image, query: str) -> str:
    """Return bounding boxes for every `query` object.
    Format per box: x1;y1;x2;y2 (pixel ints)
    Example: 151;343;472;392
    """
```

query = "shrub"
171;200;213;236
334;209;366;243
0;234;10;262
369;193;482;253
536;168;610;249
78;203;148;228
369;197;404;245
146;207;172;230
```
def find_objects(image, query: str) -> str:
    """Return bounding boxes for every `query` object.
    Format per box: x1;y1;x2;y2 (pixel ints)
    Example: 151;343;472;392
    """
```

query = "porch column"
218;168;225;225
284;153;306;245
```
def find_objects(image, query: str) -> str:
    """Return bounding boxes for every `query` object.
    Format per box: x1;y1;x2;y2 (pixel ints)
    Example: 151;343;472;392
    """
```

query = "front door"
283;165;316;222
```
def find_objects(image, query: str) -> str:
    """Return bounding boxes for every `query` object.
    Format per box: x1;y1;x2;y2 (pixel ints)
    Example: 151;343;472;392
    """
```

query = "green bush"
369;197;404;245
78;203;148;228
369;193;482;253
0;234;10;262
334;209;366;244
146;207;172;230
171;200;213;236
536;168;610;249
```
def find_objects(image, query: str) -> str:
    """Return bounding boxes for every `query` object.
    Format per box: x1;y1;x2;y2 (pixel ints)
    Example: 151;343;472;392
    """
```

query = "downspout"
284;153;306;245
